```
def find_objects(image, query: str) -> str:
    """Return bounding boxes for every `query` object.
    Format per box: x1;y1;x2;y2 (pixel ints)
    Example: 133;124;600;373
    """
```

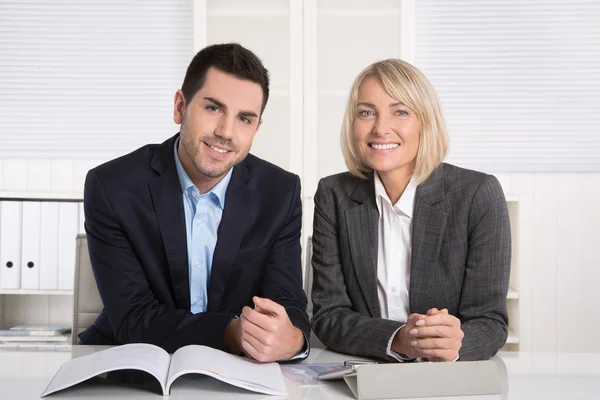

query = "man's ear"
173;89;186;124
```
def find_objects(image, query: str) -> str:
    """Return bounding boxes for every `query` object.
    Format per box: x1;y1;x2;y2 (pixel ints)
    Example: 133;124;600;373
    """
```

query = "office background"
0;0;598;354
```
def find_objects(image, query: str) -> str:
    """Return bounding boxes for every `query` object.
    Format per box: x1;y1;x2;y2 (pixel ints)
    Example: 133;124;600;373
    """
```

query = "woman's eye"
359;110;374;117
396;110;409;116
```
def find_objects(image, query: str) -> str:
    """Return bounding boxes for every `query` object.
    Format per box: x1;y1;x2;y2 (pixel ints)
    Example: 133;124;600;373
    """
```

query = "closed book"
0;334;69;342
9;324;71;334
0;329;63;337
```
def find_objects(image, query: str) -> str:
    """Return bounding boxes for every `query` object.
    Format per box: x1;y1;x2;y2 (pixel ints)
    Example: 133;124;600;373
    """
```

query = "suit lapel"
207;162;251;311
410;165;448;313
346;176;381;318
149;134;190;309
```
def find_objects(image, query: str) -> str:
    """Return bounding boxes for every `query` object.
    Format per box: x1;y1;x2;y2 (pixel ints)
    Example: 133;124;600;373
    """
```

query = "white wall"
0;159;101;195
505;172;600;354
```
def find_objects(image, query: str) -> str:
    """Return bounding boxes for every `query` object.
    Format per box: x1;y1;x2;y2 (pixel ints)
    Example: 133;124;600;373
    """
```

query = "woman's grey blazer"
310;163;511;361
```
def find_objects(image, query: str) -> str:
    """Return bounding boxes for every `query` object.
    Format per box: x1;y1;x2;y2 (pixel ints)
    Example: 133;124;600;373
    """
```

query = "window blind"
0;0;193;159
415;0;600;171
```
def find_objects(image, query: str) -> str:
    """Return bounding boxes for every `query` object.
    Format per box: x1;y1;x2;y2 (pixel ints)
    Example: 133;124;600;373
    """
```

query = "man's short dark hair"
181;43;270;115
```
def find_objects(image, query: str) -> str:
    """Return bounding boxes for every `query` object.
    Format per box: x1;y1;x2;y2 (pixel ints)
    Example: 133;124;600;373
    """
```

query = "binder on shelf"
40;202;60;290
58;202;78;290
78;201;85;234
0;201;23;289
20;201;42;289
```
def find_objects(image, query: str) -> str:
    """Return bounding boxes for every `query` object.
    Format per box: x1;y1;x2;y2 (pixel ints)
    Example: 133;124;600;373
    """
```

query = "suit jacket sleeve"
259;175;310;359
458;175;511;360
310;179;402;361
84;169;236;353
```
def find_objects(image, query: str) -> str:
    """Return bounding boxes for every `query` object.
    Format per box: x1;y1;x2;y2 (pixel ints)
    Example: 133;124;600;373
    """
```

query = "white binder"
0;201;23;289
58;202;78;290
343;360;502;399
20;201;42;289
40;202;60;290
78;202;85;234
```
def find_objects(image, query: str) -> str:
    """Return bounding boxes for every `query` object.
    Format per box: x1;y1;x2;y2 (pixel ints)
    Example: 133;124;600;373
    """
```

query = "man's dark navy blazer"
79;133;309;353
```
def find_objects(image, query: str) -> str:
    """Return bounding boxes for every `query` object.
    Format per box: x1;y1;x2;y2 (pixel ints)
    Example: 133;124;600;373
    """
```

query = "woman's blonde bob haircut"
341;59;449;185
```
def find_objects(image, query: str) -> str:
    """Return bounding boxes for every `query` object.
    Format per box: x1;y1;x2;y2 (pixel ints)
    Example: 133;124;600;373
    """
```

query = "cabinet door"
302;0;415;245
194;0;302;177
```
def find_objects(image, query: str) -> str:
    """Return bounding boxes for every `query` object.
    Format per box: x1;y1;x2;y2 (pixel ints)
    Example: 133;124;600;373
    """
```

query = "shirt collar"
374;172;417;218
173;137;232;210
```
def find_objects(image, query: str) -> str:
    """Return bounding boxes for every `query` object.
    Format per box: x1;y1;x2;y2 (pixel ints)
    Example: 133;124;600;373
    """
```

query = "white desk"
0;346;599;399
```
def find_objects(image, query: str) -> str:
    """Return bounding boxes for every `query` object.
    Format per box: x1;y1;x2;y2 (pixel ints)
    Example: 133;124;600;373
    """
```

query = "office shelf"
208;9;287;17
506;329;520;344
0;290;73;296
0;192;82;201
319;9;401;16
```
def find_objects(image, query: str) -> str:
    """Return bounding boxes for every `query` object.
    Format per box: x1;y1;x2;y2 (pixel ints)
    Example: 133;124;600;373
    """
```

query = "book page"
42;343;171;397
166;345;287;396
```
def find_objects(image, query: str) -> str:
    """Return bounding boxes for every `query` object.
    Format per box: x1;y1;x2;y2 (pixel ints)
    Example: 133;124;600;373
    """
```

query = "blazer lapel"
207;162;251;311
149;134;190;309
345;176;381;318
410;165;448;313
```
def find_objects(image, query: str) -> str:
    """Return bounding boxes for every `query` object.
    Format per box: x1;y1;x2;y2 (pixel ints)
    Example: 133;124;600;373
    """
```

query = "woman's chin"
367;161;414;176
367;162;402;173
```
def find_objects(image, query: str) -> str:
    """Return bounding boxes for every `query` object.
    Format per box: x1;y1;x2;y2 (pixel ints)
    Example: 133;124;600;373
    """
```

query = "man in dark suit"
80;43;309;362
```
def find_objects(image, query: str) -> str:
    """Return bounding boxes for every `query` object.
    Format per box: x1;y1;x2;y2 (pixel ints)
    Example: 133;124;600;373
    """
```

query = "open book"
42;343;287;397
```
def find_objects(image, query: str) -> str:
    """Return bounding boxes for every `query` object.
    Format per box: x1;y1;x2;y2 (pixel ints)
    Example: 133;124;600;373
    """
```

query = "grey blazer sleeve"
310;179;402;361
458;175;511;360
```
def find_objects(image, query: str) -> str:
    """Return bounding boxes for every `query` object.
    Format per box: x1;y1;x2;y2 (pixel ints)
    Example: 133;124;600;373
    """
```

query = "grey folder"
343;361;501;399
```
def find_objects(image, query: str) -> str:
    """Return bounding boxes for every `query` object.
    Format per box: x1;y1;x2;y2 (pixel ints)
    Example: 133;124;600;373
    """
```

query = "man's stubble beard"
180;123;249;179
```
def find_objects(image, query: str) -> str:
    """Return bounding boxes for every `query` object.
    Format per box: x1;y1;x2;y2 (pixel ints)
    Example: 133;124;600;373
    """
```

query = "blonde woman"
310;59;510;362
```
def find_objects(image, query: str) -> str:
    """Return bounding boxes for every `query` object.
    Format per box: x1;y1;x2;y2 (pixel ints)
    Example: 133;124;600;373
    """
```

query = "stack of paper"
0;325;71;345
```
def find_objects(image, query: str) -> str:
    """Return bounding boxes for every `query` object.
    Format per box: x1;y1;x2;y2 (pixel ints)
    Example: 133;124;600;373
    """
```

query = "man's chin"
195;152;249;178
197;160;236;179
199;167;231;179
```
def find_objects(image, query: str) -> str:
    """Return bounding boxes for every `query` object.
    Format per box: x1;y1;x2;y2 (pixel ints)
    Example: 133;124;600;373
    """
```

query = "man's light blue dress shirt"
173;139;232;314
